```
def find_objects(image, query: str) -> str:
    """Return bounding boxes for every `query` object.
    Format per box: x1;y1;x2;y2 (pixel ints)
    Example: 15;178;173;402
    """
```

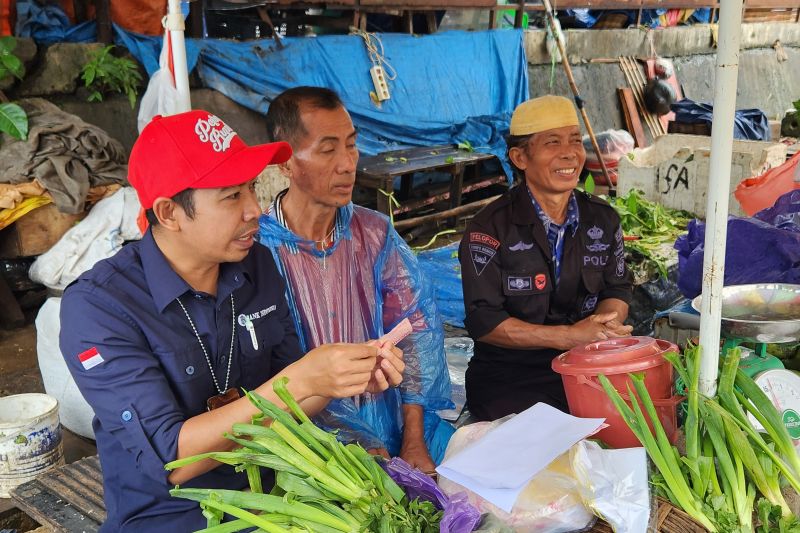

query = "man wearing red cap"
59;110;404;532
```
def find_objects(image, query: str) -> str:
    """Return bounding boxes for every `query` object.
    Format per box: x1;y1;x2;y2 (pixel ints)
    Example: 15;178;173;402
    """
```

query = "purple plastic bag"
674;205;800;299
382;457;481;533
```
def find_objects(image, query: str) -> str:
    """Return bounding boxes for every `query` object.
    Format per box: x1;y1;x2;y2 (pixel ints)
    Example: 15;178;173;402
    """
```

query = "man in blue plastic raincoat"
258;86;455;471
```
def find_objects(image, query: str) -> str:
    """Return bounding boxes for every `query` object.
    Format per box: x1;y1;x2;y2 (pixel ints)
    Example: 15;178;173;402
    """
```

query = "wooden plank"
0;204;85;259
618;87;648;148
358;145;493;178
10;456;105;532
745;0;800;7
392;174;506;215
394;194;500;230
641;0;717;6
11;479;101;533
359;0;494;6
95;0;112;44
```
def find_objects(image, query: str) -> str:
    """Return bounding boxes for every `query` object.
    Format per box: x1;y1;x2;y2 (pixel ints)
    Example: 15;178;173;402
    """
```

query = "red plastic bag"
735;151;800;216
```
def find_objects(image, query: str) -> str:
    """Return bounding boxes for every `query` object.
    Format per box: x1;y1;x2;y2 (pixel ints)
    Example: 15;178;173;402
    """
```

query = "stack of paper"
436;403;605;512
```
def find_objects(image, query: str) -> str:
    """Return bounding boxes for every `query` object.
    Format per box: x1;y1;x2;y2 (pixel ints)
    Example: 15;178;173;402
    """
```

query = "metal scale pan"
692;283;800;344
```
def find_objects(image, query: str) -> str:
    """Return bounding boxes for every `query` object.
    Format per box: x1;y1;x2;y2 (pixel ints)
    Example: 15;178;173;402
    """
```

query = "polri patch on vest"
507;276;532;291
586;225;610;253
616;257;626;277
469;232;500;276
583;254;609;267
582;294;599;315
509;240;534;252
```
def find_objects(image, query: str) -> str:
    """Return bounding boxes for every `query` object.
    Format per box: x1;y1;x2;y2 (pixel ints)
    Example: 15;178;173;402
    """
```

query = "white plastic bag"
137;33;182;133
35;297;95;439
571;440;650;533
437;419;594;532
29;187;142;291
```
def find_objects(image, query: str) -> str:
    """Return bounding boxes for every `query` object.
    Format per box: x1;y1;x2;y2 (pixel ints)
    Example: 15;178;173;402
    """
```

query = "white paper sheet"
436;403;605;512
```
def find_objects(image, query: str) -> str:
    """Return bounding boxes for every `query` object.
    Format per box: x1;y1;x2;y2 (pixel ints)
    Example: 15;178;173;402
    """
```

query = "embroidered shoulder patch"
469;232;500;276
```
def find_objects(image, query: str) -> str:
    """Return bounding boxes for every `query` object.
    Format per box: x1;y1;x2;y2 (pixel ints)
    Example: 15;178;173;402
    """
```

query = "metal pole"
166;0;192;113
540;0;614;191
697;0;744;396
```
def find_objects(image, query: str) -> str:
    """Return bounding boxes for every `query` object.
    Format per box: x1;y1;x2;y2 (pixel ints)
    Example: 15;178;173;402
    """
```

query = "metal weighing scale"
691;284;800;440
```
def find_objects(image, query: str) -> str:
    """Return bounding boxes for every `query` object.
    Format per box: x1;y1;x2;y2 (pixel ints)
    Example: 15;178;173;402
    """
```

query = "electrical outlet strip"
370;65;390;101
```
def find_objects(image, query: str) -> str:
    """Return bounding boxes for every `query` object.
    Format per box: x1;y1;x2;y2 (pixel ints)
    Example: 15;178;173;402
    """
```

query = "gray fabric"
0;99;128;213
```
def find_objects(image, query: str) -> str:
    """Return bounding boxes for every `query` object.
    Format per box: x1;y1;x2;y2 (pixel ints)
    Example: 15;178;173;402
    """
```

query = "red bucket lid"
552;337;679;376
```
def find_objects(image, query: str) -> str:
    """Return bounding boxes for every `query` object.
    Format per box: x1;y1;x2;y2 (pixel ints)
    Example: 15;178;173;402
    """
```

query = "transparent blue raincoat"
258;203;455;462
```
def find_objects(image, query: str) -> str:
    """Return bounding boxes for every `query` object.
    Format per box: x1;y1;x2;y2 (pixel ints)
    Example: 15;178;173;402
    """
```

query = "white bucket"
0;393;65;497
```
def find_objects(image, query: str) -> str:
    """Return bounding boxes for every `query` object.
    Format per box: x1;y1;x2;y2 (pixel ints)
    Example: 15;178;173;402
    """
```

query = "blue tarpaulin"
671;99;771;141
140;30;527;176
416;243;465;327
35;22;527;177
17;2;530;177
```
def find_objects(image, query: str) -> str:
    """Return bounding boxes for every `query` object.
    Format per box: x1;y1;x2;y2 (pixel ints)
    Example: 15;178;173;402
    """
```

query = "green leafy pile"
80;45;142;109
602;189;693;279
600;346;800;532
166;377;443;533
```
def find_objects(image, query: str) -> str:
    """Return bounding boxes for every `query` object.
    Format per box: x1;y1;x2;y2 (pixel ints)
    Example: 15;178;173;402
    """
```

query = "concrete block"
17;43;104;97
617;134;787;217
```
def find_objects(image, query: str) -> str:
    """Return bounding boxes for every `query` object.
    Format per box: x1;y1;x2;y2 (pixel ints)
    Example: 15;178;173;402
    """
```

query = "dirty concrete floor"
0;322;99;462
0;324;44;397
0;322;97;528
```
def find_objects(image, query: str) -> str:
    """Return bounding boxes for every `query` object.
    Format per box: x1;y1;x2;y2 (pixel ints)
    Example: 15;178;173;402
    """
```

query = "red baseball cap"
129;110;292;209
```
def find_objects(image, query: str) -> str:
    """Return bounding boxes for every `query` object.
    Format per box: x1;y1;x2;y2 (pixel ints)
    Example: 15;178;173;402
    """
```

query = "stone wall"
525;23;800;135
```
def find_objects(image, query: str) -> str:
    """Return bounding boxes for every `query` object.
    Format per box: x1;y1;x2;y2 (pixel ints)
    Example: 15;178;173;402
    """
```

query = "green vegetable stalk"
166;377;440;532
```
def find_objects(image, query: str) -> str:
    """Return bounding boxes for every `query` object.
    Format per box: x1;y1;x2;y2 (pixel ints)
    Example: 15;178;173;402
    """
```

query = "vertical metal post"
697;0;744;396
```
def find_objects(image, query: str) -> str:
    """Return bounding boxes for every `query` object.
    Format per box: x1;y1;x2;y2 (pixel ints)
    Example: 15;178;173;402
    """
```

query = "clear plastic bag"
571;440;650;533
583;129;635;166
437;419;594;532
583;129;635;186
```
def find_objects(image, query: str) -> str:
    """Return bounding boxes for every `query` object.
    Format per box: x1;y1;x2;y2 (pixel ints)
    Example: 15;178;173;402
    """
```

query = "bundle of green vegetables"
599;346;800;532
601;189;693;280
165;377;443;533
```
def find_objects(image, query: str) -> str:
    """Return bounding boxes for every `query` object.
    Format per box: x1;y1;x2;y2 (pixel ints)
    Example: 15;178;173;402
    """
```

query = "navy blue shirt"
59;229;302;532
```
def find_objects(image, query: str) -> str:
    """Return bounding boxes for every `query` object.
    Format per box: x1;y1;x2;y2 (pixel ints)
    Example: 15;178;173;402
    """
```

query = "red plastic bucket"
551;336;681;449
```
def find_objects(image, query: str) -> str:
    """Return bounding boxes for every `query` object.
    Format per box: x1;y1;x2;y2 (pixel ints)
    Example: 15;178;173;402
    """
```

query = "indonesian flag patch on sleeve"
78;347;104;370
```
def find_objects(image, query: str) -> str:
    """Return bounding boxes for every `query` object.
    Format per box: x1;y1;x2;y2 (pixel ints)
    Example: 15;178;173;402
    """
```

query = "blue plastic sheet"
754;189;800;233
16;1;96;44
671;99;771;141
415;243;465;328
116;28;528;178
674;192;800;298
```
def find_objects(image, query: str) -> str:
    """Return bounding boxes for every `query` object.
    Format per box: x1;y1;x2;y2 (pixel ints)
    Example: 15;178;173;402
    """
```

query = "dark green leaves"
0;36;24;80
0;102;28;141
81;45;142;109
